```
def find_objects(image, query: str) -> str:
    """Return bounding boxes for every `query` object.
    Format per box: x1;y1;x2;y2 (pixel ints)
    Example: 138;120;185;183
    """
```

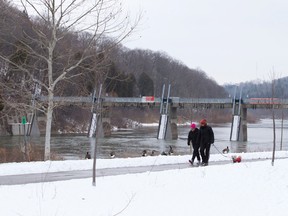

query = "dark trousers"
200;143;211;164
192;146;200;162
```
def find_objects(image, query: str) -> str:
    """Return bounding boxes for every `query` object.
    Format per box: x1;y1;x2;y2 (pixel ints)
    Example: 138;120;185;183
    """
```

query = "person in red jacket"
187;122;200;166
197;119;214;166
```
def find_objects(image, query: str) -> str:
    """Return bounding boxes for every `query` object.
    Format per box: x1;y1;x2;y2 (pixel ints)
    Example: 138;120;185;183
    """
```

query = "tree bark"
44;92;54;160
0;0;140;161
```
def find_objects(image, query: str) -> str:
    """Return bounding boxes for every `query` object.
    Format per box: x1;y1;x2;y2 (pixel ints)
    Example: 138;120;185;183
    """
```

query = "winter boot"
189;159;194;165
201;162;208;166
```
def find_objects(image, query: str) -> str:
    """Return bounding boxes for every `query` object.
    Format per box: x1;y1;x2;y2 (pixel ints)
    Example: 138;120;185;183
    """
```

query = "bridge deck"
39;96;288;109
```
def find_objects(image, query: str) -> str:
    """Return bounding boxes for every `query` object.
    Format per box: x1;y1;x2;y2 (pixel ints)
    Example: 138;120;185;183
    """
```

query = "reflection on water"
0;119;287;160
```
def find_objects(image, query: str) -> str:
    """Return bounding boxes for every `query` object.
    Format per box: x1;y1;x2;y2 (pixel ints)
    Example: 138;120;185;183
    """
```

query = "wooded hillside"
224;77;288;99
0;0;228;135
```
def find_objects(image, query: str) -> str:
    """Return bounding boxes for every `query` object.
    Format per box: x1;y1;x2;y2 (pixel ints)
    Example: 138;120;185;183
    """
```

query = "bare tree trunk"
280;105;284;151
44;95;53;160
0;0;140;161
271;78;276;166
271;106;276;166
92;114;99;186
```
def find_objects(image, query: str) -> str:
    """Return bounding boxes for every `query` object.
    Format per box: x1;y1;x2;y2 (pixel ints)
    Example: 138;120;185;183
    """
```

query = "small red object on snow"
232;155;242;163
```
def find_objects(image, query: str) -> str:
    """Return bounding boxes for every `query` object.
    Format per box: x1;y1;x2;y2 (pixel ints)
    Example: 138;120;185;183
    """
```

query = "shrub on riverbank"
0;144;62;163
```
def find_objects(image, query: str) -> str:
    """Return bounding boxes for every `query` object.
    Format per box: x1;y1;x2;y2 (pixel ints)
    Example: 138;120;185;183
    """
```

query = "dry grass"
0;144;62;163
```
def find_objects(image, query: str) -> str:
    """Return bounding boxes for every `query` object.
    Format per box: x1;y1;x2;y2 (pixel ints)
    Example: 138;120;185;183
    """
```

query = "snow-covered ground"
1;151;288;216
1;150;287;176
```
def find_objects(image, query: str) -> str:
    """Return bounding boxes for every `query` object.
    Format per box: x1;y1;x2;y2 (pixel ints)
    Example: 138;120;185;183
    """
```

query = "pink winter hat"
190;123;196;129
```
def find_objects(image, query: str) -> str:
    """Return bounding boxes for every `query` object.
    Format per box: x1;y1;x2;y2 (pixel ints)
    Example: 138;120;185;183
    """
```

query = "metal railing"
39;96;288;108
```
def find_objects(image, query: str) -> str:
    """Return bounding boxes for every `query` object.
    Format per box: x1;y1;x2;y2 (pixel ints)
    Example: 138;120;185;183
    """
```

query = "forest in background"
0;0;285;135
0;0;229;135
224;77;288;99
224;77;288;119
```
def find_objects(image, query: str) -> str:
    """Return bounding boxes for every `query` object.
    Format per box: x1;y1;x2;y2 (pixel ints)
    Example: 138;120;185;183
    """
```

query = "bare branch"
1;0;141;160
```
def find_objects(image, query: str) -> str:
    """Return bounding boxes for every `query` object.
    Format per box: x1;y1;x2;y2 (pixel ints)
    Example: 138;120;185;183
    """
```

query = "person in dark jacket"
187;122;201;165
198;119;214;166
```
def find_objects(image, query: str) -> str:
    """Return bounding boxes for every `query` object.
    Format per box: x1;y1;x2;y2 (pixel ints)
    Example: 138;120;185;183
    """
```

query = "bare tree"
269;70;278;166
0;0;140;160
271;77;276;166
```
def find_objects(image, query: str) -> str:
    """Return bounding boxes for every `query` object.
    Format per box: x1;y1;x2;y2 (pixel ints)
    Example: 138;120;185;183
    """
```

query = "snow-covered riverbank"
0;150;287;176
1;151;288;216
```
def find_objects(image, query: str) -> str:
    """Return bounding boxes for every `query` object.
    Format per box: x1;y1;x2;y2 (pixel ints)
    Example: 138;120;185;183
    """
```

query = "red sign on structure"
142;96;155;102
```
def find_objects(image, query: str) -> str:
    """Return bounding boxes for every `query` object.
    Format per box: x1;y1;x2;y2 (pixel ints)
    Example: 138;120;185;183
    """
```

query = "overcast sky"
123;0;288;85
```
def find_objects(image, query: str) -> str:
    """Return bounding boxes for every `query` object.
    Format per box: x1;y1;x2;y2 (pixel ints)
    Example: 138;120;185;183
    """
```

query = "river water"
0;119;287;160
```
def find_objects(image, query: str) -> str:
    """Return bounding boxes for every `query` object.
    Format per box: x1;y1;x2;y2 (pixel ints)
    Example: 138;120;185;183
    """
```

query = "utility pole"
92;84;102;186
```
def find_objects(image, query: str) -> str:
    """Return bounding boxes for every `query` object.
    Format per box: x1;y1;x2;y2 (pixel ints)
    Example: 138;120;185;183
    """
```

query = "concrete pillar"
29;113;40;137
157;114;169;139
164;116;172;140
239;107;247;142
169;107;178;140
101;107;111;137
157;107;178;140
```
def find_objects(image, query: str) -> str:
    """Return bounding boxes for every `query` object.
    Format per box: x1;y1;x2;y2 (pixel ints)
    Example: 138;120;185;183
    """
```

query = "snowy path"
1;152;288;216
0;158;272;185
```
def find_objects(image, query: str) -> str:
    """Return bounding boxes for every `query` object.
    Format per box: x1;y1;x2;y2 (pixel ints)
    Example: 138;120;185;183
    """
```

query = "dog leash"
212;144;229;158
